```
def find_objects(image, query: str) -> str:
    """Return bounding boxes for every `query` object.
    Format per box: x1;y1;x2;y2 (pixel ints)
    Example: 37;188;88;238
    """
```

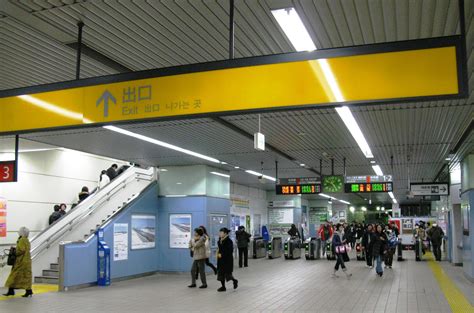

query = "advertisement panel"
131;215;156;250
169;214;192;249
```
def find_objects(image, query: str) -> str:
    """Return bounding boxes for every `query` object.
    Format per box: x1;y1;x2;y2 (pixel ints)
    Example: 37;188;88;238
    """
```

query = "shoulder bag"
6;247;16;266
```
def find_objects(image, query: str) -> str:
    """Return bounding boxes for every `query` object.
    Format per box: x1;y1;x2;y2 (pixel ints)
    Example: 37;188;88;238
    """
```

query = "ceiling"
0;0;473;205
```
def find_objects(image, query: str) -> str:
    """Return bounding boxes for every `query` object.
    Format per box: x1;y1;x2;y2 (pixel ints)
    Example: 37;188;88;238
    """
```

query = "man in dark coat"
106;164;118;180
427;223;444;261
235;226;251;268
48;205;62;225
217;227;238;292
362;224;375;268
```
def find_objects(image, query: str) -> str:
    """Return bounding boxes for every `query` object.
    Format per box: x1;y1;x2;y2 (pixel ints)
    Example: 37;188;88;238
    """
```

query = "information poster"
268;208;293;224
401;218;413;235
169;214;192;248
113;223;128;261
309;208;327;225
0;197;6;237
131;215;156;250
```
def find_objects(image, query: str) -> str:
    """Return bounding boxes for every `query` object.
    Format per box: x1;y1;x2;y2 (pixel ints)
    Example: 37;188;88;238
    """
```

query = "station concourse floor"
1;252;473;313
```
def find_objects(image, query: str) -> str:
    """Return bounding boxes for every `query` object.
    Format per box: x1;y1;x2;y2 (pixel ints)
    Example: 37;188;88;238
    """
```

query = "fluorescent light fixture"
319;193;332;199
445;157;451;161
159;168;168;172
372;165;384;176
245;170;277;182
339;200;350;205
165;195;187;198
376;206;380;211
335;106;374;158
103;125;220;164
381;207;385;211
370;160;376;164
388;192;395;199
210;171;230;178
300;163;305;167
392;198;398;204
361;207;367;212
234;166;240;169
317;59;345;102
349;206;355;213
221;161;228;165
271;8;316;52
176;182;182;185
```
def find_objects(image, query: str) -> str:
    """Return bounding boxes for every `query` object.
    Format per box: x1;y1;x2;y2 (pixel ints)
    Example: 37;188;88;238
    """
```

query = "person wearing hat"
216;227;238;292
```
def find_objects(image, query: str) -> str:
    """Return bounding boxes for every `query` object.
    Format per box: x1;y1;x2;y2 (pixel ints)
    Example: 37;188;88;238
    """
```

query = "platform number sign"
0;161;16;183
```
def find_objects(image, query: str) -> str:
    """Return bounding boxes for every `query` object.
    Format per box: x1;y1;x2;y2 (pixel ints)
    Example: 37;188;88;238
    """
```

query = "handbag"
6;247;16;266
336;245;346;254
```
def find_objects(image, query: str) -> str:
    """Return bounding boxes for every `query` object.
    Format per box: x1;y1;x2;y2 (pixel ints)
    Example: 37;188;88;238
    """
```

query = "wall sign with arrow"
410;183;449;196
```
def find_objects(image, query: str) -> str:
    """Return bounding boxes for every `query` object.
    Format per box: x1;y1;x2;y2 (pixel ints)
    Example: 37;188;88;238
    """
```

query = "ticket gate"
355;238;365;261
267;236;283;259
326;241;336;260
284;237;302;259
304;237;321;260
252;237;267;259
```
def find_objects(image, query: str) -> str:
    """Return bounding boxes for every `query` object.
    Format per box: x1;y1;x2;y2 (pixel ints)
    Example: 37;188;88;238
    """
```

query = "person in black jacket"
287;224;301;238
106;164;118;180
217;227;238;292
362;224;375;268
236;226;251;268
373;225;388;277
78;186;90;203
48;205;62;225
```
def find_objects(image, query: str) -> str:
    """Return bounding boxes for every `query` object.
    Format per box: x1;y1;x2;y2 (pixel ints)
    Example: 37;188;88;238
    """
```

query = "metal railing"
29;166;154;260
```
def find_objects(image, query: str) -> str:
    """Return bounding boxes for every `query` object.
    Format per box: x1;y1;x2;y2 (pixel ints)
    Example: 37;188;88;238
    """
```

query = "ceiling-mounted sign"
345;175;393;183
269;200;295;208
345;182;393;193
0;36;465;135
276;177;321;195
410;183;449;196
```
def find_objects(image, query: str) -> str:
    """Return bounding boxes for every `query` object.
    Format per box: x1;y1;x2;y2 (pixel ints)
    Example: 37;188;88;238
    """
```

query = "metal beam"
211;117;321;176
67;43;132;73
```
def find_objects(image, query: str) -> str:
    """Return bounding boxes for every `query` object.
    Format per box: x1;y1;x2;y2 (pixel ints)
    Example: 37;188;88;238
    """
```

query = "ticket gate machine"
284;237;302;259
304;237;321;260
267;237;283;259
252;237;267;259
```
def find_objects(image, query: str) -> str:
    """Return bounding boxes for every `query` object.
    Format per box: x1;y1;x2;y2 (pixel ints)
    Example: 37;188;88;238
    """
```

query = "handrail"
29;166;154;260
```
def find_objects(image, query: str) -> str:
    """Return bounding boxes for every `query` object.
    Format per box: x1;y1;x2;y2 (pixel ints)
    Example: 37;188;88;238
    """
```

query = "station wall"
0;148;125;245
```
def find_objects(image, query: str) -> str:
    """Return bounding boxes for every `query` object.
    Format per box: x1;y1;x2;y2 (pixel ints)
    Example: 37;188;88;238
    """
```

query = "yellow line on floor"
426;252;474;313
0;284;57;301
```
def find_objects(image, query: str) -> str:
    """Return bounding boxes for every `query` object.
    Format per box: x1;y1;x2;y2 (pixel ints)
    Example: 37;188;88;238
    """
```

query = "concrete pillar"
450;204;463;265
460;154;474;281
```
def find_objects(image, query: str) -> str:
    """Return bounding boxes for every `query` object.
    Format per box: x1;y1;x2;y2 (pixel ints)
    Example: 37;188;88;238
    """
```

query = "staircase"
14;166;156;286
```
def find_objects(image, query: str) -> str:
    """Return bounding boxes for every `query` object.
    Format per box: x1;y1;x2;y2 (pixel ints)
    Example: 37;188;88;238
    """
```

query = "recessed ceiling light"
271;8;316;52
176;182;182;185
234;166;240;169
300;163;305;167
103;125;220;164
370;160;376;164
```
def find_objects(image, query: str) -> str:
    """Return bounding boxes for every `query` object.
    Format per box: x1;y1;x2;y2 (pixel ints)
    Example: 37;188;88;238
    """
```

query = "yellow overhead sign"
0;44;461;134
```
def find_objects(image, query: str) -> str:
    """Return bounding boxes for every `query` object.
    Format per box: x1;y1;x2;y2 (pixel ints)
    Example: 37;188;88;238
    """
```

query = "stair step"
42;269;59;277
34;276;58;284
50;263;59;270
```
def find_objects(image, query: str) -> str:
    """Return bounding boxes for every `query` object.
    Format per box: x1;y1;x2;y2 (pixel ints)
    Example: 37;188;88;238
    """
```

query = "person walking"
98;170;111;189
331;223;352;279
373;225;388;277
3;227;33;297
362;224;375;268
188;228;207;289
216;227;238;292
199;226;217;274
48;205;62;225
427;223;444;261
384;226;397;269
236;226;251;268
318;221;333;256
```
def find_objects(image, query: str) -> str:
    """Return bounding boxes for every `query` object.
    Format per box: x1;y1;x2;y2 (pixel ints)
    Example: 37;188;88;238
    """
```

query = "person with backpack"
318;221;333;256
48;205;62;225
236;226;251;268
331;223;352;279
427;223;444;261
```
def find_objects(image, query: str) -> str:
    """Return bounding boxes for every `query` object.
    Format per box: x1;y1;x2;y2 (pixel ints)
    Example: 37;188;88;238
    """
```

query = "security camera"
258;175;265;184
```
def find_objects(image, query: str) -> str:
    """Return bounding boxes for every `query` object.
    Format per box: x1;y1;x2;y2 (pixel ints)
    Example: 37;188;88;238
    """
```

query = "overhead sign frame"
410;183;450;196
0;35;468;135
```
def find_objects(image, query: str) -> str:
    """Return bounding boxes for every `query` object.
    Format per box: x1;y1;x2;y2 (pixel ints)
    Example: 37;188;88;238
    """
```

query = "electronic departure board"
276;184;322;195
344;182;393;193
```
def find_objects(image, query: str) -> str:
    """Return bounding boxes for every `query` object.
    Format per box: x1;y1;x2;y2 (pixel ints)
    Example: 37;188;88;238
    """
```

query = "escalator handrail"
29;166;154;259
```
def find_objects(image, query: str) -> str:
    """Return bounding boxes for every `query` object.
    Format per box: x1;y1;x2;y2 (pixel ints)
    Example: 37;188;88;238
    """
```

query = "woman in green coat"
3;227;33;297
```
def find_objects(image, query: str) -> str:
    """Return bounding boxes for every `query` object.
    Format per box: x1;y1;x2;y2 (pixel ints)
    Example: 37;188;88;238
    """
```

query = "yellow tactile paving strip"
0;284;57;301
426;252;474;313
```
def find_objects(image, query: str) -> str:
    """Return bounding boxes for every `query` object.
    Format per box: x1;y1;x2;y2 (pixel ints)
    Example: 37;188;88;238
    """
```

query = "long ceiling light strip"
271;8;316;51
245;170;277;182
335;107;374;158
372;165;384;176
210;171;230;178
388;191;398;204
103;125;220;164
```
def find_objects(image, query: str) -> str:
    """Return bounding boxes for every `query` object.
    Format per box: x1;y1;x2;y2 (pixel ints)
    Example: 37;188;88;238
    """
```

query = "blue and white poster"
113;223;129;261
169;214;192;248
131;215;156;250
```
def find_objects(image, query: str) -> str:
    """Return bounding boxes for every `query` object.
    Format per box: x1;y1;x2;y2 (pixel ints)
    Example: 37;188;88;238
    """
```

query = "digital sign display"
276;184;321;195
344;182;393;193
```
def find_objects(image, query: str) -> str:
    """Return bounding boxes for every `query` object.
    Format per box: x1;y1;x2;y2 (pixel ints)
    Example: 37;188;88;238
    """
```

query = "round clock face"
323;176;343;193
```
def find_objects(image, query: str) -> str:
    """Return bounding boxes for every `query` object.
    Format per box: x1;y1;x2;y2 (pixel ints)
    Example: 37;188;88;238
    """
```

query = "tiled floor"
0;252;470;313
